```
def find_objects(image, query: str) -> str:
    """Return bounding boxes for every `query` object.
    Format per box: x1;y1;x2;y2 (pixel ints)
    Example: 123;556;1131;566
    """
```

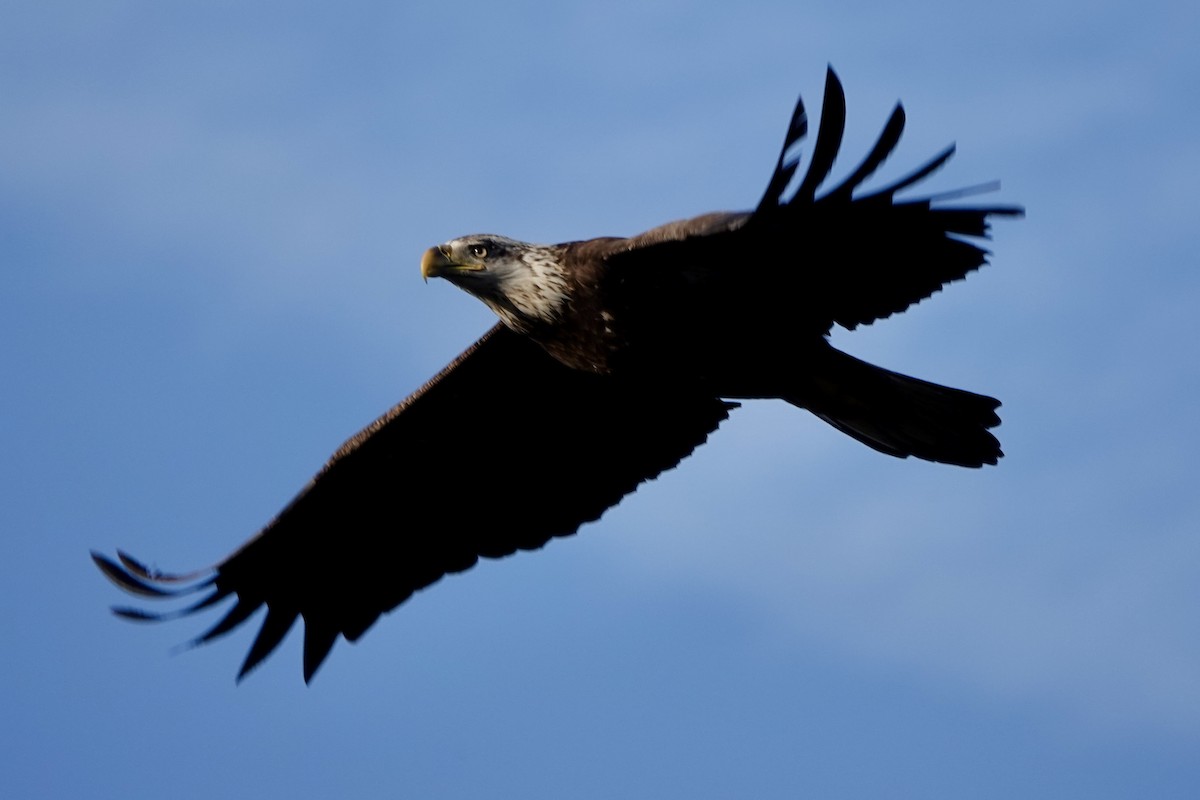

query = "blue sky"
4;1;1200;797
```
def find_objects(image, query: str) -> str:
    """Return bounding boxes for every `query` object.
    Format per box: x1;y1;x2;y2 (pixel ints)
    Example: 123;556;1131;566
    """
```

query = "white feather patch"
489;246;570;327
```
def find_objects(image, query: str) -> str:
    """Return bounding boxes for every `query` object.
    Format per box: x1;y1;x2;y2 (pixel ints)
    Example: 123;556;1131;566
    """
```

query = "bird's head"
421;235;571;331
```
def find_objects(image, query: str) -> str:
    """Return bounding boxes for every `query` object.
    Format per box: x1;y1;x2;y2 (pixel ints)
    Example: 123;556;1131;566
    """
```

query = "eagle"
94;68;1022;683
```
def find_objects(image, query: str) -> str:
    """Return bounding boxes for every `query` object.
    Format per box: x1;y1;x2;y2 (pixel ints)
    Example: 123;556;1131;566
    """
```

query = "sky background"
4;1;1199;798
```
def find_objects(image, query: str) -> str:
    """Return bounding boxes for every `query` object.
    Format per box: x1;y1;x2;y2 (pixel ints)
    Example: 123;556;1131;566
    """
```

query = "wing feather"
238;605;298;681
823;103;905;201
755;90;808;212
792;66;847;202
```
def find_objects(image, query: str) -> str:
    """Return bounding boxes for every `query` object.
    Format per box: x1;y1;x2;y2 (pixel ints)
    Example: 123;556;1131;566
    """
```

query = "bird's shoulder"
557;211;748;270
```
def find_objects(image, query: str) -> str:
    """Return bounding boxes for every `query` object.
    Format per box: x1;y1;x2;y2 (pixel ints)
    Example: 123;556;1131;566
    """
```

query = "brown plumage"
94;68;1021;682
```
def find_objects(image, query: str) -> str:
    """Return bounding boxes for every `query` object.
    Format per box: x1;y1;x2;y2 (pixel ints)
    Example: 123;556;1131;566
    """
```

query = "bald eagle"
94;68;1022;683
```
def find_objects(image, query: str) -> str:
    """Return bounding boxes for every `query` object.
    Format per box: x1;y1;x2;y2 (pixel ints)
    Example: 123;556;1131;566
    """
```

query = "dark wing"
611;66;1023;333
94;325;736;682
754;67;1023;330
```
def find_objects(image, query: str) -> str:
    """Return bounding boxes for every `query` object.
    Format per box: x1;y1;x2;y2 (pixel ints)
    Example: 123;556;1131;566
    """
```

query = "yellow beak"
420;246;451;281
421;246;485;281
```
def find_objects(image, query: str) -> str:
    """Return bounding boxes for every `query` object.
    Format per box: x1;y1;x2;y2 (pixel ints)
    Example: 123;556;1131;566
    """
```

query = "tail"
787;347;1002;467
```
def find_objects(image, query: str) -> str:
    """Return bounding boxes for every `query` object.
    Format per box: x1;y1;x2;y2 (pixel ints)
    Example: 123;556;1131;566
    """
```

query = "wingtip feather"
302;621;340;684
93;551;189;598
236;605;299;683
792;67;847;202
755;92;808;212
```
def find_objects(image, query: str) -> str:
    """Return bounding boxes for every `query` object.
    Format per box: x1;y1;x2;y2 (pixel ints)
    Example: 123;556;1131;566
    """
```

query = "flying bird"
94;68;1022;683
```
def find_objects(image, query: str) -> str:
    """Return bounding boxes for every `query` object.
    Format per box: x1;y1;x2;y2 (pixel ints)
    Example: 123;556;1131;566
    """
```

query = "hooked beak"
421;246;483;282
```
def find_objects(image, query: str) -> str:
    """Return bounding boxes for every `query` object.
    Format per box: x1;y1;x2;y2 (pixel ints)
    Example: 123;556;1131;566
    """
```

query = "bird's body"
95;69;1021;682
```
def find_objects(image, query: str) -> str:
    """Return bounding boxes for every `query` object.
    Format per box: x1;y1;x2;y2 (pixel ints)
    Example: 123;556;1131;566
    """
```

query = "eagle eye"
468;243;489;259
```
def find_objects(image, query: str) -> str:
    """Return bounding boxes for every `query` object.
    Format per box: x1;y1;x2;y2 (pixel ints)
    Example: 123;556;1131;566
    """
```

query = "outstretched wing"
95;325;736;682
610;66;1022;333
753;66;1023;330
